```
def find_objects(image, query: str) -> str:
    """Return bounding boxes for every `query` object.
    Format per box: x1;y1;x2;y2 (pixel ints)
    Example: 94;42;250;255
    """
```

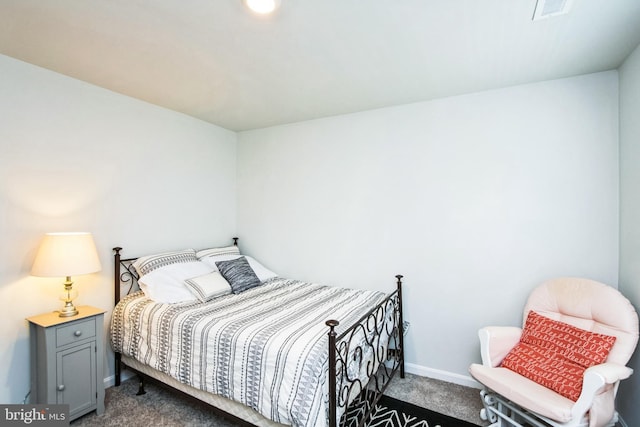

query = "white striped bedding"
110;277;389;427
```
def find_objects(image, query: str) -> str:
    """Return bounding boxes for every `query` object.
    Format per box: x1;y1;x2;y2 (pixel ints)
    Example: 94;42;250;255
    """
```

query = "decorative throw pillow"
519;311;616;367
215;256;262;294
199;253;278;282
184;271;232;302
138;261;213;304
501;311;616;401
132;249;198;277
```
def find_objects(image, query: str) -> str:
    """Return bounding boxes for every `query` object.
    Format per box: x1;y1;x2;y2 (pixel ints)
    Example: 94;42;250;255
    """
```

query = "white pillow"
138;261;213;304
198;254;278;282
184;271;232;302
243;256;279;281
195;246;240;259
133;249;198;277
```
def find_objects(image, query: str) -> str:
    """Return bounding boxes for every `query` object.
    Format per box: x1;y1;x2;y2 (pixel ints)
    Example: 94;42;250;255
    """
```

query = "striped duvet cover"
110;277;388;427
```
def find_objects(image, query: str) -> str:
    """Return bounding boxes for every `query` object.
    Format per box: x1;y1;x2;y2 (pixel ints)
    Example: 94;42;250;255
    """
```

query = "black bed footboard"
326;275;405;427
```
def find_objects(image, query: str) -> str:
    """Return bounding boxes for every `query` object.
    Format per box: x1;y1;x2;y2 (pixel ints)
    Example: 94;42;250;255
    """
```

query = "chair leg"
480;389;499;425
480;389;595;427
480;389;529;427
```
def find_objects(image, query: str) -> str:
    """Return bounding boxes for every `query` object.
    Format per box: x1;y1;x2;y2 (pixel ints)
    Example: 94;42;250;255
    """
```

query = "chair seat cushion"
469;363;574;423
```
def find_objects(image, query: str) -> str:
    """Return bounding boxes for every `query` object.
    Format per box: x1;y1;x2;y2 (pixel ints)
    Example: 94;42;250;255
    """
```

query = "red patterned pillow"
501;311;616;401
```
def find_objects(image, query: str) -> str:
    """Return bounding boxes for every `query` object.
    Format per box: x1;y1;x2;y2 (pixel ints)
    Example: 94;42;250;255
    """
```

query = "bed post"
114;247;122;305
326;319;339;427
114;247;122;386
396;274;405;378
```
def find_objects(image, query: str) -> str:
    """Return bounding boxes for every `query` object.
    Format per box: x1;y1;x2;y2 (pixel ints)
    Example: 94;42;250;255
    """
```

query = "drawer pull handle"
57;385;65;391
74;330;82;337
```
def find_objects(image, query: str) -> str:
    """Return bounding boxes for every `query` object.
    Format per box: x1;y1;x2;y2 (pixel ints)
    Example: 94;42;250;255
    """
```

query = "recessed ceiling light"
243;0;281;15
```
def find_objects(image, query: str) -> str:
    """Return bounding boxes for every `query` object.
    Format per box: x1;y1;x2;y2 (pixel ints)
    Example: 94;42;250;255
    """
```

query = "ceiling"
1;0;640;131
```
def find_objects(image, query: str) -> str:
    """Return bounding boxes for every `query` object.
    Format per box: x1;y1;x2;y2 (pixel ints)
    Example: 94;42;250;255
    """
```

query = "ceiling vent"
532;0;574;21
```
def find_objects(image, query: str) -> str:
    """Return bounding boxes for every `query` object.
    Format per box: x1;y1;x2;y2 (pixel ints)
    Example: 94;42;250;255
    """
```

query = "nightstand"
27;305;106;421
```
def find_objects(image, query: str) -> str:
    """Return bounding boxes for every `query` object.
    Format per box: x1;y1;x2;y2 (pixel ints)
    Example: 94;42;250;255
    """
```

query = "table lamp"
31;232;102;317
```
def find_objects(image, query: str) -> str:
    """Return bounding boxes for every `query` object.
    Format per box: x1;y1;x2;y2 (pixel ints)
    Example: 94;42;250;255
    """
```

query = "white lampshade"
32;232;102;277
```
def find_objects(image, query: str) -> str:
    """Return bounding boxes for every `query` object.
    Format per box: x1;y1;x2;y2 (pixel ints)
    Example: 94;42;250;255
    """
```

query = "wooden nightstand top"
26;305;106;328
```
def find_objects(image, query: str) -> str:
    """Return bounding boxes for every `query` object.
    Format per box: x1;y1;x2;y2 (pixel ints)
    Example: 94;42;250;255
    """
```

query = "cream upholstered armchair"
469;278;639;427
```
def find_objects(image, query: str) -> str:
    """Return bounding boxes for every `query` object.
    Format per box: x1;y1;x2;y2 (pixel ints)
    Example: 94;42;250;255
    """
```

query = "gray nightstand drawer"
56;318;96;347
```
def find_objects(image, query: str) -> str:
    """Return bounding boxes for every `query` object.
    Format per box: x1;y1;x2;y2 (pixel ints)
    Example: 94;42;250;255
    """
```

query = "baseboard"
103;370;135;389
404;362;482;389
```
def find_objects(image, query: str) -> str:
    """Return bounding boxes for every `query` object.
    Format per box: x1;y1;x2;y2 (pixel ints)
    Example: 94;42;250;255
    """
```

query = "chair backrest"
524;277;639;366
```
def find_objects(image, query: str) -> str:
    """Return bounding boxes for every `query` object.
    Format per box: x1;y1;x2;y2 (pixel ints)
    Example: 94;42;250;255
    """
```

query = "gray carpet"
71;373;487;426
384;373;485;426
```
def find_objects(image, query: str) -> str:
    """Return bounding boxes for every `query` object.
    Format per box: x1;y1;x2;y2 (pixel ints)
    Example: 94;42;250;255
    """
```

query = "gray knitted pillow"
215;256;261;294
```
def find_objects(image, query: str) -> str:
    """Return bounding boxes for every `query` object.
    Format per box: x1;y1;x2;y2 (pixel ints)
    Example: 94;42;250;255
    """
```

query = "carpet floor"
71;373;487;427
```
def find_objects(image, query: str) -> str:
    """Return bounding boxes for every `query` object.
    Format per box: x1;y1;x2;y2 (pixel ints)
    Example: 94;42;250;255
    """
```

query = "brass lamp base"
59;302;79;317
59;276;79;317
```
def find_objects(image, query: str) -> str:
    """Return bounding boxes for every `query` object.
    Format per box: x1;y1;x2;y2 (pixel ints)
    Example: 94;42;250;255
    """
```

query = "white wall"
237;71;620;384
0;54;237;404
0;50;625;406
618;42;640;426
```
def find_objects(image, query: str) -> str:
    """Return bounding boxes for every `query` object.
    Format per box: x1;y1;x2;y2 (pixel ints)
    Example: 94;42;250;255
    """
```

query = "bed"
110;240;405;427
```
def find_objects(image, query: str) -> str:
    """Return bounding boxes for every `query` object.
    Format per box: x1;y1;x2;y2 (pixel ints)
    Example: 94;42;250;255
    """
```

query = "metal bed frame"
112;238;405;427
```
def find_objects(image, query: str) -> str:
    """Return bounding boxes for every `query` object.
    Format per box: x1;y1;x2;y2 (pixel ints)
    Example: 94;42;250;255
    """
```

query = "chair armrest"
478;326;522;367
585;363;633;383
571;363;634;420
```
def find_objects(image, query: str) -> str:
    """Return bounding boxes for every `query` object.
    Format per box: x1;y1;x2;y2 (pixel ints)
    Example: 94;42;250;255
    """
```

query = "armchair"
469;278;639;427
